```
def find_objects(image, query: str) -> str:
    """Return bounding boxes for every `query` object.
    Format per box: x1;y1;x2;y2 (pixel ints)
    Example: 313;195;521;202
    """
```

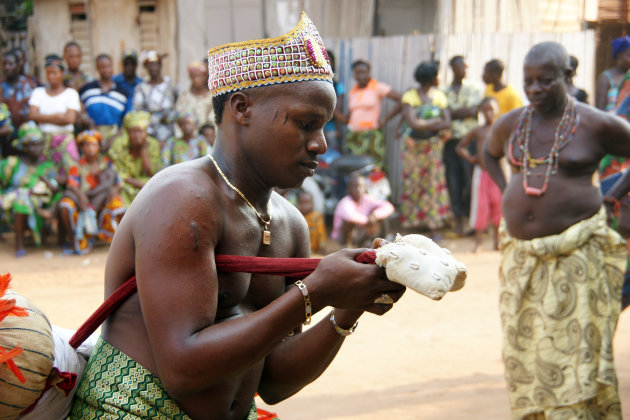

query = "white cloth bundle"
375;234;467;300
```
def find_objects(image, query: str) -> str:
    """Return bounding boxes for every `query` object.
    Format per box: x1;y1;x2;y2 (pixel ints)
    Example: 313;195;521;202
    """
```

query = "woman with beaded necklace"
484;41;630;420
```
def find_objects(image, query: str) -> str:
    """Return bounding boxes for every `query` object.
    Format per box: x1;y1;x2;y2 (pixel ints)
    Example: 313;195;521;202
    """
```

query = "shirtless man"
70;13;405;419
483;41;630;419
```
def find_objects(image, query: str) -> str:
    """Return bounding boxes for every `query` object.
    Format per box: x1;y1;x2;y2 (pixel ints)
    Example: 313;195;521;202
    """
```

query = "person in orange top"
341;59;402;166
58;130;125;255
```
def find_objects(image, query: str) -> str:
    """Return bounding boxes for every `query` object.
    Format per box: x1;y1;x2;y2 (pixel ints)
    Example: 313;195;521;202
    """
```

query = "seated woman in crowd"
59;130;126;255
0;122;59;257
161;111;208;166
27;54;80;179
331;174;394;247
108;111;162;207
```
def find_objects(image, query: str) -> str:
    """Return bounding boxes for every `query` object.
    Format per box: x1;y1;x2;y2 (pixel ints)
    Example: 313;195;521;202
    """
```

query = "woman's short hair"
414;61;439;85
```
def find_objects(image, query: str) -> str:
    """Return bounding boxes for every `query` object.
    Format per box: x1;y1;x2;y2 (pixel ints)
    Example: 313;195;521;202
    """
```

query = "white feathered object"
375;234;467;300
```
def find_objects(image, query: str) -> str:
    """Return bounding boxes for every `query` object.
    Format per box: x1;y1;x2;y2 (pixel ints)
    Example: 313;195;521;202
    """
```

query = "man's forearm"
258;309;362;404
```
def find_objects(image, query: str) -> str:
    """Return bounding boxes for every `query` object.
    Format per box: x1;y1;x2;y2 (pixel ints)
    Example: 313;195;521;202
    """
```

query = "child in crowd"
199;123;216;150
456;97;502;252
296;189;327;254
59;130;125;255
162;112;208;166
331;174;394;247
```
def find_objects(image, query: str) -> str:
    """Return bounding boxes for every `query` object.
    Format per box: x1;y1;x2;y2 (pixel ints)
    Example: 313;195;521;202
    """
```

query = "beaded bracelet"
329;309;359;337
294;280;312;325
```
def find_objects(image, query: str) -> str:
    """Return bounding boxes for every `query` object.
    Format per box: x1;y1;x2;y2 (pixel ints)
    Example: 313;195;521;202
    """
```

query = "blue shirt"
112;74;144;98
79;81;130;127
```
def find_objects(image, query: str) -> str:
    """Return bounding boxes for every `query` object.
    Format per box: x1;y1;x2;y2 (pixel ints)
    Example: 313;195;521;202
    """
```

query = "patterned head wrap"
76;130;103;145
174;110;198;126
123;111;151;129
612;36;630;60
13;122;43;150
44;54;65;71
187;61;206;75
207;11;333;97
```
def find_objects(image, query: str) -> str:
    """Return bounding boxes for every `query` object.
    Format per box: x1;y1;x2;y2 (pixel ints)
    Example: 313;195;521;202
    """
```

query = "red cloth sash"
69;251;377;349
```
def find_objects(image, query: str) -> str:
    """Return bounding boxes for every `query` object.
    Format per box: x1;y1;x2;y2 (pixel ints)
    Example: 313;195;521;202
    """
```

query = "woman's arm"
28;105;78;126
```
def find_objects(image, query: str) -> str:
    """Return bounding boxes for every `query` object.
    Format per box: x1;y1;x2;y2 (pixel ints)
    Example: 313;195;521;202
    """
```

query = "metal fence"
325;29;596;203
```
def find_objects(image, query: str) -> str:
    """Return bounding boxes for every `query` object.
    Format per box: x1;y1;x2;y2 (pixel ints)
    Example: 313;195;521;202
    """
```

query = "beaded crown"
207;12;333;97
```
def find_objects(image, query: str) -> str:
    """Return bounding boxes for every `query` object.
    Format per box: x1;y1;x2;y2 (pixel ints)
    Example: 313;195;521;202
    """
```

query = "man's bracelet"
329;309;359;337
294;280;312;325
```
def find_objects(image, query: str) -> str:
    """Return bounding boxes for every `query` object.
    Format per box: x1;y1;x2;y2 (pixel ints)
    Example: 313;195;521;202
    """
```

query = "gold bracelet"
329;309;359;336
294;280;312;325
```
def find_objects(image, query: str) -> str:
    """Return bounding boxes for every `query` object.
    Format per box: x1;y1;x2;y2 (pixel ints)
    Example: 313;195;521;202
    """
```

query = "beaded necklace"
507;96;578;196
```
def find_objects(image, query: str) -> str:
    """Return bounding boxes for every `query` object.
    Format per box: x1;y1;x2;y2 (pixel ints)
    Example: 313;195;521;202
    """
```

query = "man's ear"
229;92;251;126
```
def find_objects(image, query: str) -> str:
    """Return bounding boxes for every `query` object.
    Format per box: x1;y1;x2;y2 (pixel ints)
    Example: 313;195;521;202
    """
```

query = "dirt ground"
2;234;629;420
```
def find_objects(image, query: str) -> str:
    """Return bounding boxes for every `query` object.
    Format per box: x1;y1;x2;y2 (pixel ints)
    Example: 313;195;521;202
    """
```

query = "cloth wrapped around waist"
498;207;625;419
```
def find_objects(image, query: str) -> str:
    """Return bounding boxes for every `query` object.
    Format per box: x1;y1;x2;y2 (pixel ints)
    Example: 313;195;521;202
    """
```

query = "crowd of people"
0;34;603;259
0;43;216;257
1;11;630;419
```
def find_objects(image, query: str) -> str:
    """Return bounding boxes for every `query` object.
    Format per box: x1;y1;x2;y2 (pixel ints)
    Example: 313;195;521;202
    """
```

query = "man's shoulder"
495;106;526;132
136;160;218;206
78;81;101;98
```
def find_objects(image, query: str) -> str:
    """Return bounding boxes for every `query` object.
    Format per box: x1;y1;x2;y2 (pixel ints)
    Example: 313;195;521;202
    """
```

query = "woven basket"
0;291;54;420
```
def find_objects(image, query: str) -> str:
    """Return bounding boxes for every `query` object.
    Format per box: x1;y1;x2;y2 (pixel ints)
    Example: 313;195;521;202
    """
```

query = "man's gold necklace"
208;155;272;245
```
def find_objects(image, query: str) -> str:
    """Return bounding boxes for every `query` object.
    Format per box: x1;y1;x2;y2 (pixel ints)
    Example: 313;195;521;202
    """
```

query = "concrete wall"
32;0;177;82
32;0;72;70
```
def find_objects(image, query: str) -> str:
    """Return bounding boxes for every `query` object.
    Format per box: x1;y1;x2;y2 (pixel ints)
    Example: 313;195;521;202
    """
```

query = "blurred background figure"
79;54;131;152
297;189;327;255
331;174;394;247
0;122;59;257
59;130;125;256
442;55;480;237
568;55;589;104
1;50;35;138
399;61;452;239
595;35;630;112
108;111;162;207
482;59;522;116
341;59;401;167
174;61;213;138
132;51;178;146
456;97;502;252
113;50;144;99
162;111;207;166
28;54;80;177
63;41;92;90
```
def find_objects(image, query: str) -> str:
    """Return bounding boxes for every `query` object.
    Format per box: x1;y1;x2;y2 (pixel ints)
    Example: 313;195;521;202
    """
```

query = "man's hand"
307;248;406;316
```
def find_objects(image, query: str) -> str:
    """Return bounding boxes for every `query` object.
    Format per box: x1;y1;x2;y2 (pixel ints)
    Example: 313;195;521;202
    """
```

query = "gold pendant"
263;228;271;245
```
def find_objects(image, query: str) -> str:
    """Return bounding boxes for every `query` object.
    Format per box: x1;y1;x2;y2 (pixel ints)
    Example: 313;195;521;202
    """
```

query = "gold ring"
374;293;394;305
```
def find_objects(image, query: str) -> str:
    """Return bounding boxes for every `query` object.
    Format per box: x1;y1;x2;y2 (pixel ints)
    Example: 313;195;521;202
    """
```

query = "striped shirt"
79;81;130;127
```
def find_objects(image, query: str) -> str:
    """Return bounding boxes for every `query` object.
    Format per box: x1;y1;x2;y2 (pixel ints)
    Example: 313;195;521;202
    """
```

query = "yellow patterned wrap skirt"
499;207;624;420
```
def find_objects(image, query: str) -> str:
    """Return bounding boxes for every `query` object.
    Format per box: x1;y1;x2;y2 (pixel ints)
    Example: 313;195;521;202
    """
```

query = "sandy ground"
2;235;629;419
